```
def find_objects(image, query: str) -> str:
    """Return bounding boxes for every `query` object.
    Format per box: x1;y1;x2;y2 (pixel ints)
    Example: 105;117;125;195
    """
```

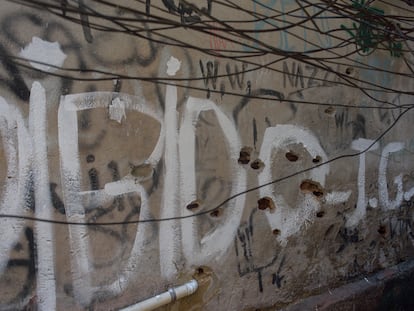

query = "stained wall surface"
0;1;414;310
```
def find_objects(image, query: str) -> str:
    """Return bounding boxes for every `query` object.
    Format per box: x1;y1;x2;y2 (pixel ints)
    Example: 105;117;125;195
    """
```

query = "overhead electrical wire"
5;0;413;100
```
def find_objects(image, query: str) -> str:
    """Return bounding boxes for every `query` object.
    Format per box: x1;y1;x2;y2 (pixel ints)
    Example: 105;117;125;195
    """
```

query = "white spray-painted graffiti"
0;54;413;309
0;82;57;310
258;125;351;245
347;139;410;227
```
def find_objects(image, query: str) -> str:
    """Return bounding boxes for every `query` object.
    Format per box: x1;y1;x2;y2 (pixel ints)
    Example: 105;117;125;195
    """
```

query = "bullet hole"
250;159;264;170
193;266;213;281
86;154;95;163
258;197;275;210
313;191;324;197
186;200;200;211
312;156;322;164
130;163;153;179
272;229;281;236
324;106;335;115
238;146;252;164
345;67;354;75
196;267;204;275
316;211;325;218
210;209;222;217
300;180;324;198
378;225;387;235
285;151;299;162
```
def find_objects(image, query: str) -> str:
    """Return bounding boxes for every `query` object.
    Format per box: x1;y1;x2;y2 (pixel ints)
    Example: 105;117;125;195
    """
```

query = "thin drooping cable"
4;1;410;73
9;0;412;101
6;56;412;110
7;0;414;104
3;0;412;111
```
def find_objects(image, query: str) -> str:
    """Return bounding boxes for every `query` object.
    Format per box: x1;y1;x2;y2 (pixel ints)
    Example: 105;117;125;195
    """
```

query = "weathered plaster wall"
0;0;413;310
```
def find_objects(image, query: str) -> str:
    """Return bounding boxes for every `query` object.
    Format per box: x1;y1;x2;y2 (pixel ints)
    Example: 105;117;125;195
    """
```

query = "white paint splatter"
166;56;181;76
109;97;126;123
20;37;67;72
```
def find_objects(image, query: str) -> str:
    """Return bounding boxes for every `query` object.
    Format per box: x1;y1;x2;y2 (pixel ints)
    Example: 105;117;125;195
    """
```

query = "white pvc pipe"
120;279;199;311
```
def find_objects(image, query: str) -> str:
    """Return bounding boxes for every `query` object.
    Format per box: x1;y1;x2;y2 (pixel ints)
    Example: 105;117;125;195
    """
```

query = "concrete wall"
0;0;413;310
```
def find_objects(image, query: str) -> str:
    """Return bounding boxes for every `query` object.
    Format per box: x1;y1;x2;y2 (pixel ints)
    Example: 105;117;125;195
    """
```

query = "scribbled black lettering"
306;65;318;88
226;63;247;90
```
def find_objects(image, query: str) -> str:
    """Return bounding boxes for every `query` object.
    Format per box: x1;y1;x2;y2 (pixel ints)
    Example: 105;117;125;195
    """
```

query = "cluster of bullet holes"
238;146;264;170
285;151;321;165
185;199;222;218
238;147;322;168
257;197;281;235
